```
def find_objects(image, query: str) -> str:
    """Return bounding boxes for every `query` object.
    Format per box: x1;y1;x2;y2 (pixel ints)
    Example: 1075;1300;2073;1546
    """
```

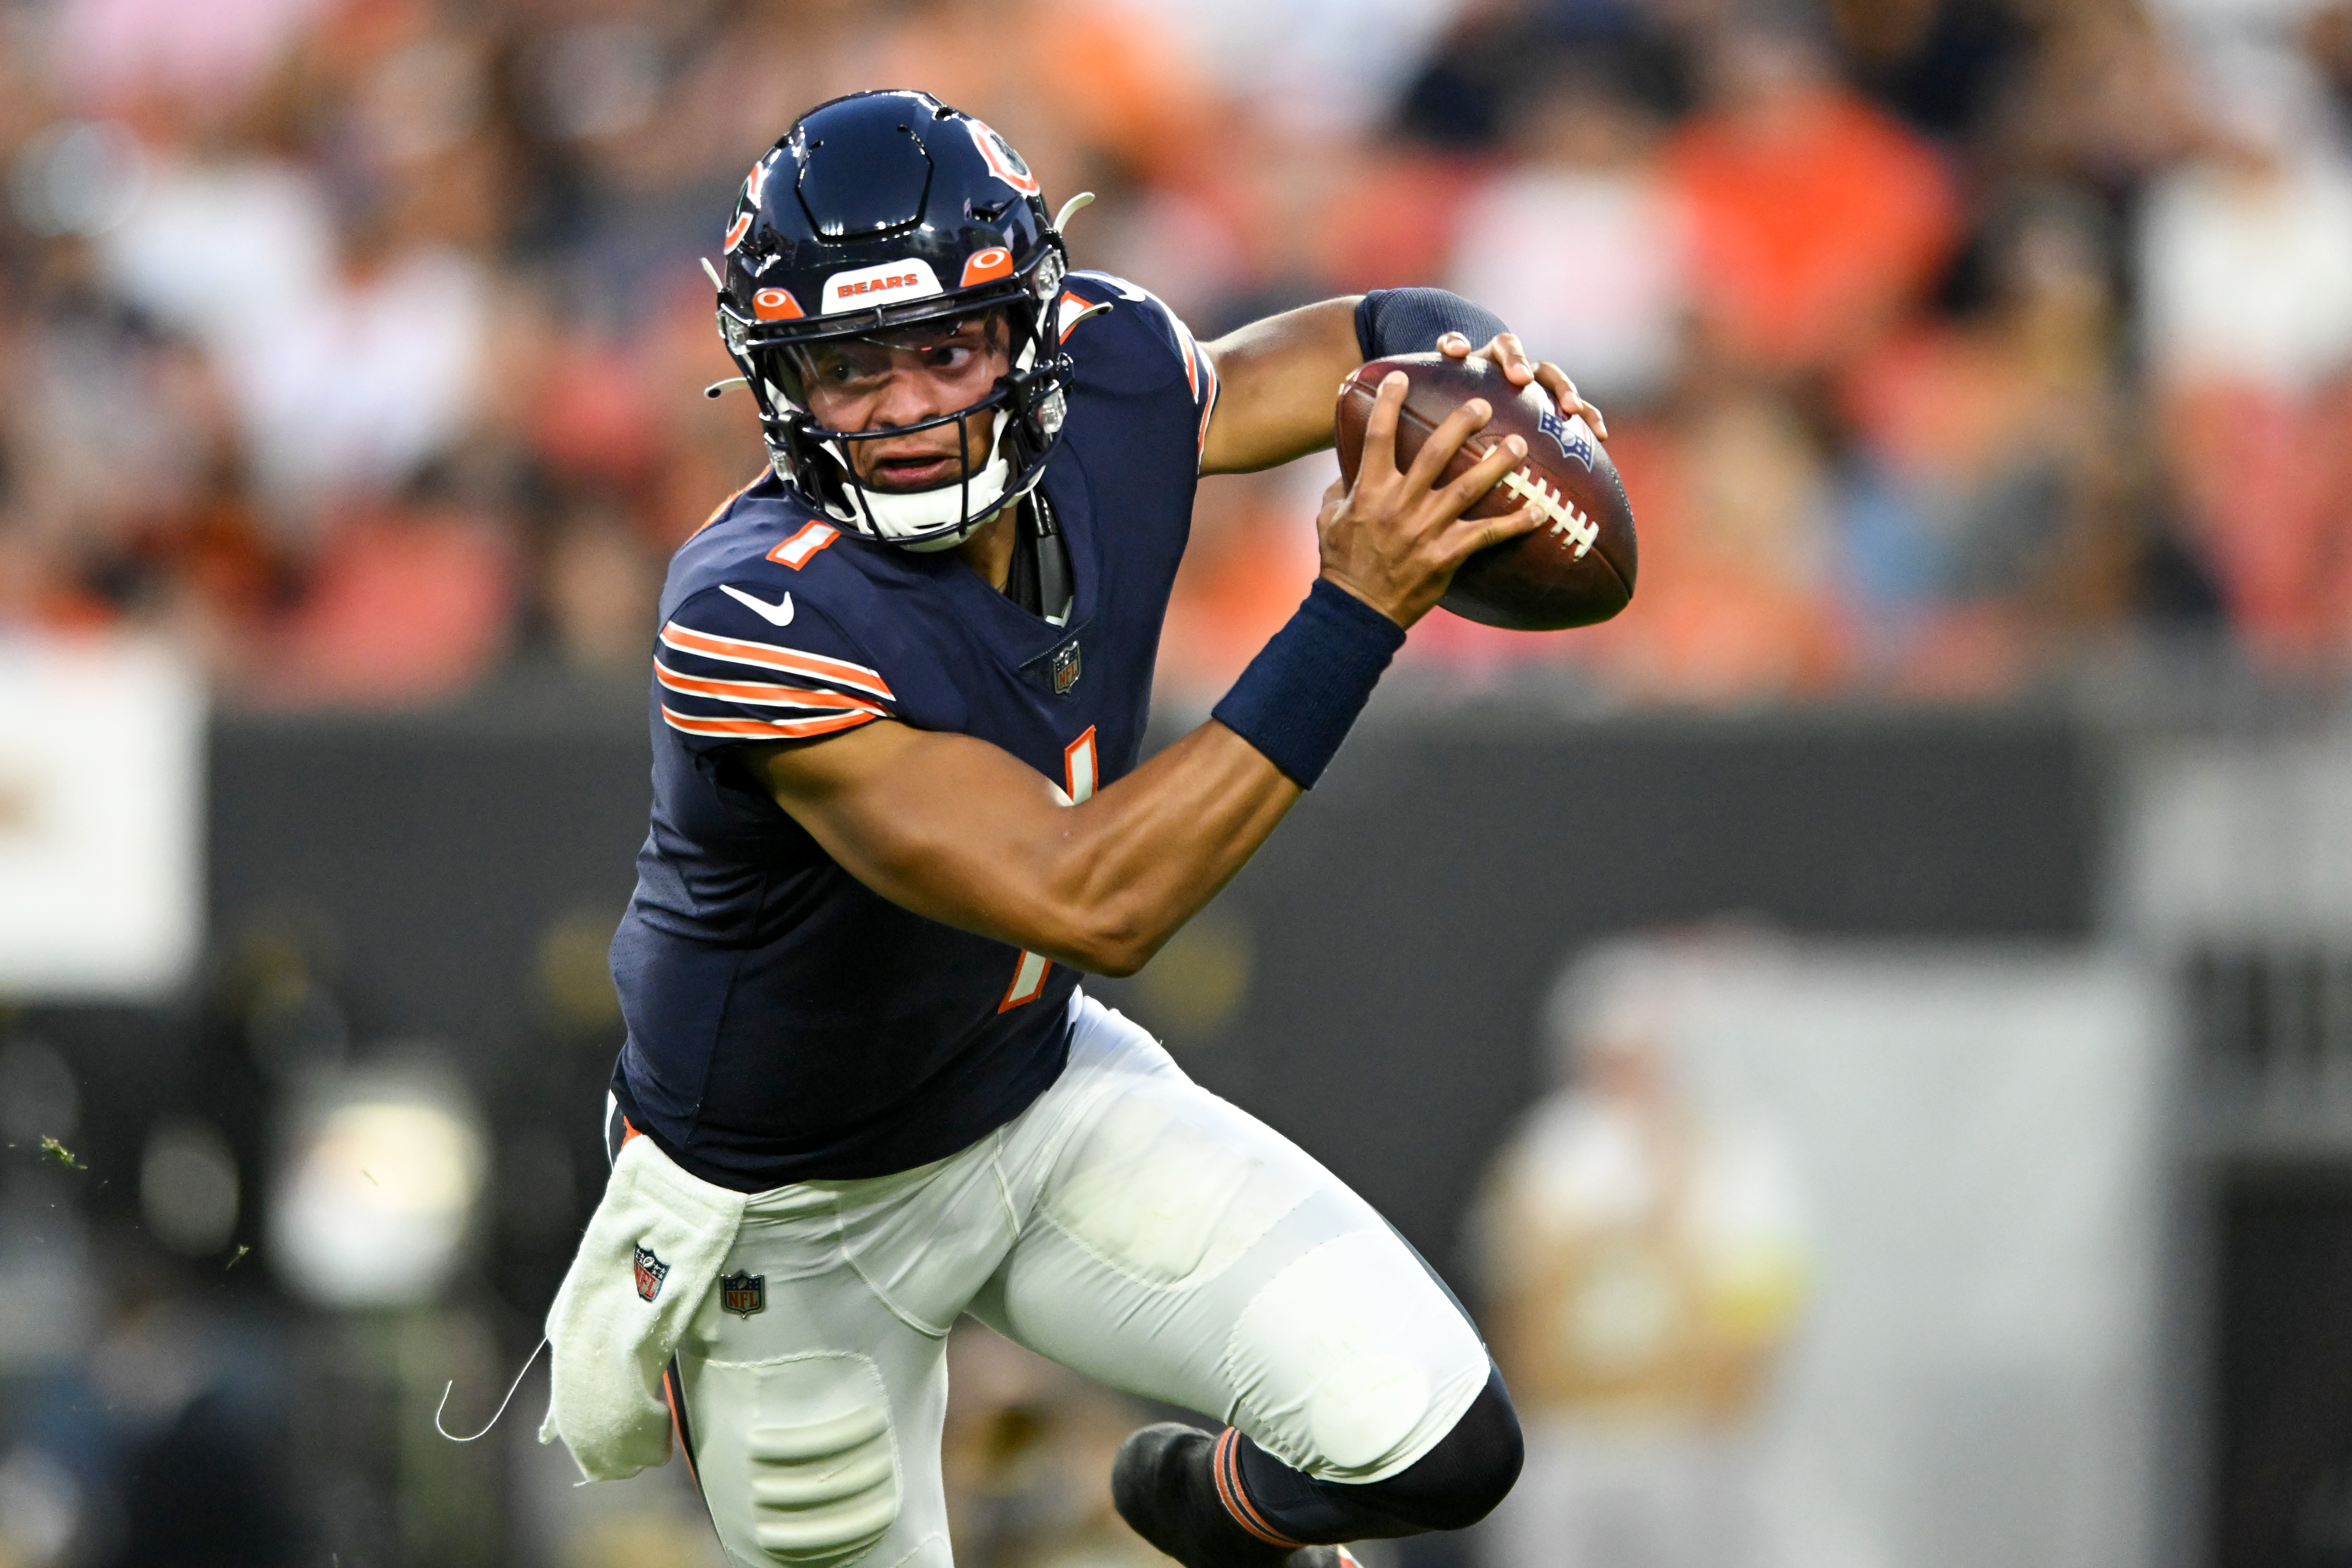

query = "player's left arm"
1196;296;1608;475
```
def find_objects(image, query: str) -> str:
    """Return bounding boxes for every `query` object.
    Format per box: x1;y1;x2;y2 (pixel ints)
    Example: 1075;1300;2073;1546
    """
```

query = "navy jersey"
609;274;1222;1191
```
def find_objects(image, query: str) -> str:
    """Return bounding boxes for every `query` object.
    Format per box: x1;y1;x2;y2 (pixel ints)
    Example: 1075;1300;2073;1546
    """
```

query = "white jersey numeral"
1000;727;1100;1013
1062;727;1098;805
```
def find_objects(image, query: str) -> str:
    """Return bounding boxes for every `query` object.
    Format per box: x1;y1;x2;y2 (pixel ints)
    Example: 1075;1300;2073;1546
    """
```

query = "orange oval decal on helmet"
960;247;1014;287
753;287;804;321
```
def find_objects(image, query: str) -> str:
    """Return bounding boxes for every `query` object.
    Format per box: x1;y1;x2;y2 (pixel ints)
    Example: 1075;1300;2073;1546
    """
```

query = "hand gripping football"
1335;353;1637;631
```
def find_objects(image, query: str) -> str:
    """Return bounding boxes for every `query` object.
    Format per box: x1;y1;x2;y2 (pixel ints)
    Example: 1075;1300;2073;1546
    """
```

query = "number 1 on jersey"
999;727;1097;1012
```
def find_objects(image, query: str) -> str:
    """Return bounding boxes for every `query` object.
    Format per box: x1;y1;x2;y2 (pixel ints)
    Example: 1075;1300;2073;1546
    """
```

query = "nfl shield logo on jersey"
1050;639;1081;695
721;1270;766;1318
632;1244;670;1303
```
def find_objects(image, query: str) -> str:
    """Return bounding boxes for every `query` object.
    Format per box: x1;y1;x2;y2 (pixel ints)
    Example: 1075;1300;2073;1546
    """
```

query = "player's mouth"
865;452;964;490
865;442;974;491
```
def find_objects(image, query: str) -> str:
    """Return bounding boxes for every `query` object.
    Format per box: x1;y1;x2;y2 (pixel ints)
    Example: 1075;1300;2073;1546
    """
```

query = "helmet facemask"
724;248;1072;552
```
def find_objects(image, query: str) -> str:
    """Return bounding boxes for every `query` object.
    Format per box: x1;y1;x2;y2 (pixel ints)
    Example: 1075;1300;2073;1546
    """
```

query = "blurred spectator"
1585;390;1847;702
52;0;331;119
1837;185;2140;693
1991;3;2203;201
1444;54;1693;411
93;137;494;522
884;0;1218;197
539;495;665;680
263;474;517;705
1400;0;1691;149
2313;1;2352;118
1825;0;2032;141
1664;13;1958;375
1476;951;1810;1568
2140;44;2352;666
1128;0;1470;137
0;0;2338;712
1826;0;2029;143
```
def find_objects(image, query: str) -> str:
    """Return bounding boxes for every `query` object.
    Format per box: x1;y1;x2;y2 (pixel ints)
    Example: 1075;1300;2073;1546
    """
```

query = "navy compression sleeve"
1355;288;1511;360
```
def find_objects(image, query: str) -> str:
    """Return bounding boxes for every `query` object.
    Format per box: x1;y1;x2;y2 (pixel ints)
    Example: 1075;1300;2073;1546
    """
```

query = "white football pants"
649;992;1490;1568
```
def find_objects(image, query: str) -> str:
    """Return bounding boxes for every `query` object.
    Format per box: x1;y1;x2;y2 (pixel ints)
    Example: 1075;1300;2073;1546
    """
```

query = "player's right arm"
741;375;1540;977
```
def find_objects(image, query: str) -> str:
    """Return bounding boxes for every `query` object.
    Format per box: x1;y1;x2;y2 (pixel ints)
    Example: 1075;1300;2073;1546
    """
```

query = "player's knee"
1364;1369;1522;1532
743;1398;901;1563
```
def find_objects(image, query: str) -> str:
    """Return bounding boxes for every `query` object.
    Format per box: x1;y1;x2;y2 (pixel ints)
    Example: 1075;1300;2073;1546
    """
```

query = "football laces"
1499;466;1598;558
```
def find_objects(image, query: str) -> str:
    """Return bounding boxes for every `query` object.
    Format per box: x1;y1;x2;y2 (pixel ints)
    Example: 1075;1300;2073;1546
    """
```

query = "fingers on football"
1402;397;1494;494
1362;371;1410;478
1439;495;1544;564
1494;333;1532;384
1536;363;1609;440
1435;432;1524;518
1438;331;1472;356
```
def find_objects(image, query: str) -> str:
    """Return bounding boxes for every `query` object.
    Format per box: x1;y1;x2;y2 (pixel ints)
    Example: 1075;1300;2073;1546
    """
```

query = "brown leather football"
1335;352;1637;631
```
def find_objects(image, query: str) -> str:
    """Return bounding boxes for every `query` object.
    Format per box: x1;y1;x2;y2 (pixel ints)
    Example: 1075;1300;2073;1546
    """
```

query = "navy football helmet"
712;90;1077;550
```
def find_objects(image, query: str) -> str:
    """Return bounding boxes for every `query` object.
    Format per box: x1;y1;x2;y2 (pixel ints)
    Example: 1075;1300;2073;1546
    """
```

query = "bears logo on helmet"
967;119;1040;196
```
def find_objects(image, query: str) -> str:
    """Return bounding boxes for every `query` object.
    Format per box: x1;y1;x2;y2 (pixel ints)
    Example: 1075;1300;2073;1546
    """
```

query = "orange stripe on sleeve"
658;623;895;701
654;663;883;711
660;706;882;741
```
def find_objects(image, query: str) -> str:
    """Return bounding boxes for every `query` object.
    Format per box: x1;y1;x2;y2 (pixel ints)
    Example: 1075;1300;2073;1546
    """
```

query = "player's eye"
805;348;884;387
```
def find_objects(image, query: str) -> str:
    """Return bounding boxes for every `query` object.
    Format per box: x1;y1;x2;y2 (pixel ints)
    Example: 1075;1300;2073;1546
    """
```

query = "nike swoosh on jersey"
720;583;795;626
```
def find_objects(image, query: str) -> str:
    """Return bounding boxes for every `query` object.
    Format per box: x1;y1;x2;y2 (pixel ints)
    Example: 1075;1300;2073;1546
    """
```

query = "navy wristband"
1213;578;1407;788
1356;288;1511;361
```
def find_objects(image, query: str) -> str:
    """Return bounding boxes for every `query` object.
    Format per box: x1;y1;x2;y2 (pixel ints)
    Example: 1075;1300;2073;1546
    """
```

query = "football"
1335;353;1637;631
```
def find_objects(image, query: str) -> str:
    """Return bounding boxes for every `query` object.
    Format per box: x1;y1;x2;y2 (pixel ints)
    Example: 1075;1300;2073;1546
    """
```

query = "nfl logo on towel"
721;1270;766;1318
632;1244;670;1303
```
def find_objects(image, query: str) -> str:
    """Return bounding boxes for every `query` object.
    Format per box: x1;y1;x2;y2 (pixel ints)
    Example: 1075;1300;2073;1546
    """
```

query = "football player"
541;90;1604;1568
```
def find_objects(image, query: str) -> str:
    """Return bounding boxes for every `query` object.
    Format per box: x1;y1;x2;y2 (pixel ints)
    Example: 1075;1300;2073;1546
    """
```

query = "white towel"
539;1133;749;1480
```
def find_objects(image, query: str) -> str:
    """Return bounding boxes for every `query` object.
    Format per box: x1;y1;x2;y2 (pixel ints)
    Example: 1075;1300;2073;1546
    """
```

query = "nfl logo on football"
721;1270;766;1318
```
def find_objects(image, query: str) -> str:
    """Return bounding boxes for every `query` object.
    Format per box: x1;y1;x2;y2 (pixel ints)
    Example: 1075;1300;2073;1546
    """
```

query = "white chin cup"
860;449;1016;551
823;406;1020;551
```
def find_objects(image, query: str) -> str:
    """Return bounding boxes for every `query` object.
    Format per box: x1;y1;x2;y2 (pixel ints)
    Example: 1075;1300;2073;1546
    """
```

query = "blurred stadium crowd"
5;0;2352;708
